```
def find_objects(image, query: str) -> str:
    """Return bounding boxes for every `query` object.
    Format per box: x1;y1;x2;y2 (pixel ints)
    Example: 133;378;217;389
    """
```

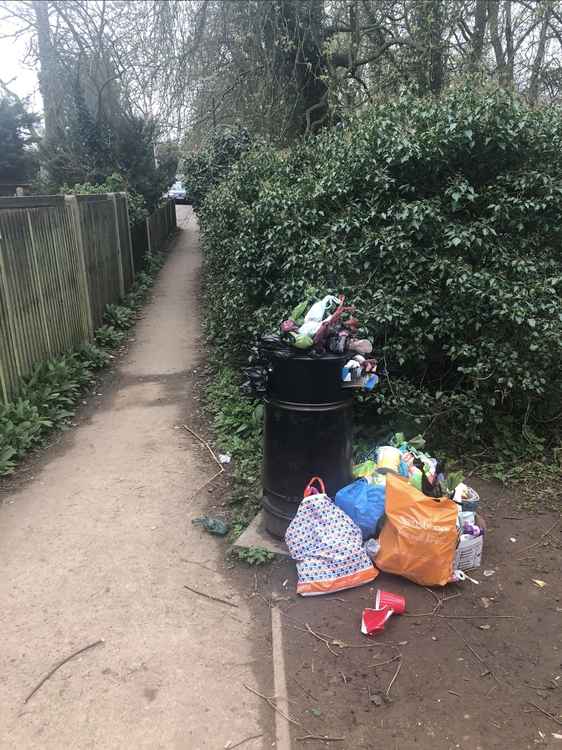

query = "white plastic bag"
285;477;378;596
298;295;340;337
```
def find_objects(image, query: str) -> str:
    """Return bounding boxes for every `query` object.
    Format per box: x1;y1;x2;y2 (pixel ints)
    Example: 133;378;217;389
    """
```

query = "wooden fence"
0;193;176;402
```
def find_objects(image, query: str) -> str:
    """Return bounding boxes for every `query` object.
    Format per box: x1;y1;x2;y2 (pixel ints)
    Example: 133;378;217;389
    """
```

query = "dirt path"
0;207;269;750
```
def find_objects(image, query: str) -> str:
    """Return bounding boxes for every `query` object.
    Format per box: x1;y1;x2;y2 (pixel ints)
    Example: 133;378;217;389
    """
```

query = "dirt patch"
232;479;561;750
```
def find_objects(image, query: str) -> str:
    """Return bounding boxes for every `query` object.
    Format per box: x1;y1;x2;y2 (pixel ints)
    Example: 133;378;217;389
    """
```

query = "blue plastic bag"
334;478;386;539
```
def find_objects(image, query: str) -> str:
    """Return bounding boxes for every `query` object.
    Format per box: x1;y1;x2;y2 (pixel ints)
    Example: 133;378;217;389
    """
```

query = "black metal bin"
262;353;353;538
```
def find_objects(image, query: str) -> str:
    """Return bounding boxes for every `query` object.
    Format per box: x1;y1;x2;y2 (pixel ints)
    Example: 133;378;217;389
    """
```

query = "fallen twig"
385;656;402;697
180;558;219;574
294;678;317;701
225;733;264;749
373;655;401;669
24;640;103;703
405;588;462;618
182;424;224;495
448;690;461;697
296;735;345;743
528;701;562;727
243;683;301;727
305;623;339;657
446;622;500;685
184;583;238;608
437;614;519;620
516;519;560;558
286;618;398;650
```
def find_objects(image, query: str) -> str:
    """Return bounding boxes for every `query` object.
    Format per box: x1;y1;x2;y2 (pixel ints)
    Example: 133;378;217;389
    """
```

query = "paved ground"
0;207;269;750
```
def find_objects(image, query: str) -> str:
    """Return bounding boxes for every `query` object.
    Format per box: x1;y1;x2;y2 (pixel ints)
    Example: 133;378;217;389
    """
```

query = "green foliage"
205;365;263;532
232;546;276;566
199;85;562;456
95;325;126;349
41;83;171;212
104;304;135;330
60;172;147;226
144;252;165;275
183;127;252;209
0;95;38;183
78;343;111;370
0;355;91;474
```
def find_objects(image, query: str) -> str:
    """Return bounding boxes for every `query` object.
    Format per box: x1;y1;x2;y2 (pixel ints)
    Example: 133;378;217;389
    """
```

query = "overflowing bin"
261;352;353;538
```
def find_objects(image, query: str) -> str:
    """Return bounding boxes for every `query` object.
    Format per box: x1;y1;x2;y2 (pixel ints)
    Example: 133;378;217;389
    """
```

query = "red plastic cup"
361;606;393;636
376;589;406;615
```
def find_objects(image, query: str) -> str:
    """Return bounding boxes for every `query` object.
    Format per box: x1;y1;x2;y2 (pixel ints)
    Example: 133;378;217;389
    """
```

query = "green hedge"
198;85;562;453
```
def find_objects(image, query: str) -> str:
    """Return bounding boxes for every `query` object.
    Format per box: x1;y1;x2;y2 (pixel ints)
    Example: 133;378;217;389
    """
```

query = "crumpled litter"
192;516;230;536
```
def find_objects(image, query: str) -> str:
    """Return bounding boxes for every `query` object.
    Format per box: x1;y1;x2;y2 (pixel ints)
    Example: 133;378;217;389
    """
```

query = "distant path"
0;207;266;750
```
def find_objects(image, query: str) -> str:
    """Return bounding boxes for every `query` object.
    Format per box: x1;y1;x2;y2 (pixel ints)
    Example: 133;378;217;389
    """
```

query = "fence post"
0;237;21;399
121;192;135;282
109;193;125;297
26;213;52;356
146;216;153;255
65;195;94;339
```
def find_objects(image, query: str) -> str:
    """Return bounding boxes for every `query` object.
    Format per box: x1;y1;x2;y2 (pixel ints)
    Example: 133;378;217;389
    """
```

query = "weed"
77;343;111;370
204;364;263;537
104;304;134;330
95;325;125;349
144;253;165;275
232;546;275;566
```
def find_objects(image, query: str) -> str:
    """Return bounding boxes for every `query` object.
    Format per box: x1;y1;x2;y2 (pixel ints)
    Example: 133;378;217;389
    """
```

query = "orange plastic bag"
377;474;459;586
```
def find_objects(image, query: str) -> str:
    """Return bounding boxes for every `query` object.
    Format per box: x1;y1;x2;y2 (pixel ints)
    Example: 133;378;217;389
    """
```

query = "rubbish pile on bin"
285;432;486;630
276;293;378;391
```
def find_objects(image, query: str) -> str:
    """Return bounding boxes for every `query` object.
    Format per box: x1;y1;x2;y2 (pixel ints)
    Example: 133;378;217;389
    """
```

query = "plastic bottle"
365;538;381;560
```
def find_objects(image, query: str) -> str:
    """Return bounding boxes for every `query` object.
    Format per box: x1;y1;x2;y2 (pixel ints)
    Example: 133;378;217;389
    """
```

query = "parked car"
167;181;189;204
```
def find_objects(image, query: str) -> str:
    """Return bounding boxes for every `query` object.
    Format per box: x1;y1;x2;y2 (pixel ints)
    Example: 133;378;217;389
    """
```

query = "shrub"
78;342;111;370
199;85;562;452
60;172;148;226
183;127;252;209
104;304;135;330
95;325;126;349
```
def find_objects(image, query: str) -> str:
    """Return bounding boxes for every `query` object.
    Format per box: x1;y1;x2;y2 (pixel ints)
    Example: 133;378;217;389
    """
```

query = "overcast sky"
0;16;41;111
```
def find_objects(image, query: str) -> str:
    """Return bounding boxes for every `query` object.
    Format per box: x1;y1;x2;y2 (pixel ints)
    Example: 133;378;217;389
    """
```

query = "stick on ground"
243;683;301;727
528;701;562;727
24;639;104;703
385;656;402;697
296;735;345;742
516;519;560;558
182;424;224;496
184;583;239;608
225;733;264;749
305;623;339;657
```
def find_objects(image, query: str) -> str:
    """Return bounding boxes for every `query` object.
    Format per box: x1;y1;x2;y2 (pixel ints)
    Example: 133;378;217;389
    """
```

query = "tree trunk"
32;0;61;144
469;0;488;71
504;0;515;85
414;0;445;95
488;0;512;87
429;0;445;94
528;4;552;103
272;0;329;138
